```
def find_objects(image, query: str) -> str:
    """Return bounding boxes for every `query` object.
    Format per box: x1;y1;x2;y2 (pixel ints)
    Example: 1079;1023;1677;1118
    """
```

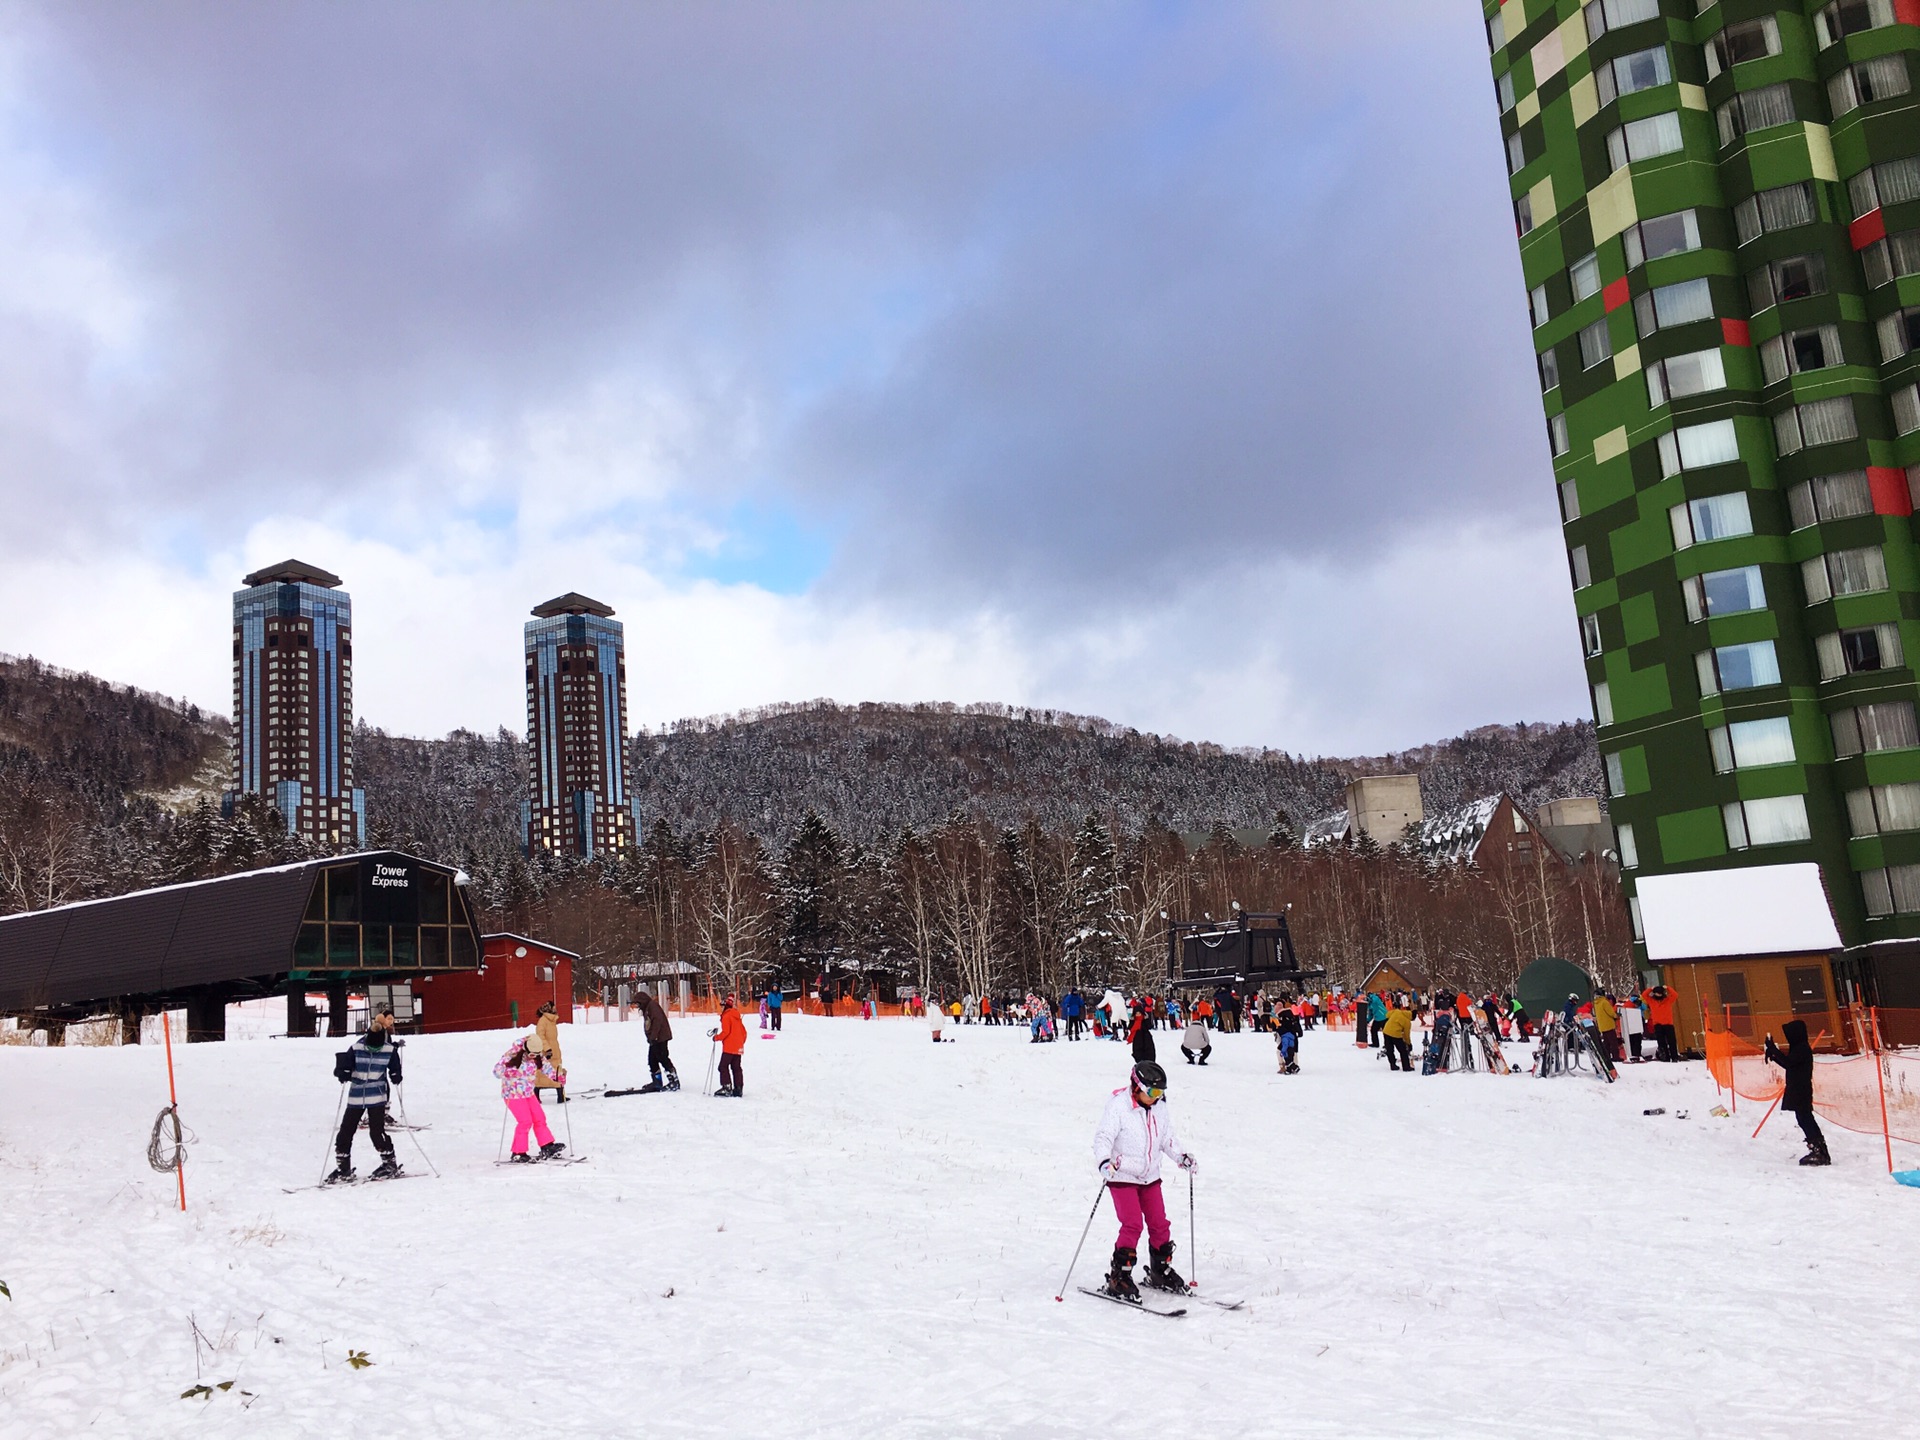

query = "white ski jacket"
1093;1087;1186;1186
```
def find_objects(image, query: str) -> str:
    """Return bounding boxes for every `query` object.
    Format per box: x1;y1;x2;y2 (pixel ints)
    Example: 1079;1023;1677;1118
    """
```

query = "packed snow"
2;1013;1916;1437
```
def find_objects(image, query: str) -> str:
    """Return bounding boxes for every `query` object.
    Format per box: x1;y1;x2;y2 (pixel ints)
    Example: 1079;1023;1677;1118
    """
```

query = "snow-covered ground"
2;1015;1915;1437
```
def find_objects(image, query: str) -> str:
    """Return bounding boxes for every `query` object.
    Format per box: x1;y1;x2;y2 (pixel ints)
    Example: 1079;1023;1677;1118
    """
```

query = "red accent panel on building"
1869;466;1913;517
418;934;575;1034
1896;0;1920;28
1852;209;1887;251
1602;277;1631;312
1720;318;1751;347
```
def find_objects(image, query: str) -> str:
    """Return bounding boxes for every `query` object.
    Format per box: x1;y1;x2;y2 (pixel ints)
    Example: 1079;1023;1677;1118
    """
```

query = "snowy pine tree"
1063;812;1123;990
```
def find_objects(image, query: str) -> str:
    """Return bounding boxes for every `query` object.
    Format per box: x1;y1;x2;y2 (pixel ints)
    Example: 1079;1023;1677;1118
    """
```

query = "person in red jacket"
711;994;749;1097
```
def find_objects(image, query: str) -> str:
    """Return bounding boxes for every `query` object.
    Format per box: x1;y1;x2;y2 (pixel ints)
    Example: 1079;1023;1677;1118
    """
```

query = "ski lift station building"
0;851;485;1042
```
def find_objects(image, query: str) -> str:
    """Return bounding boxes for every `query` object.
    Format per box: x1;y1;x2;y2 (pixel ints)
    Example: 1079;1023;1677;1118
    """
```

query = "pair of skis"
1075;1282;1245;1319
282;1170;421;1194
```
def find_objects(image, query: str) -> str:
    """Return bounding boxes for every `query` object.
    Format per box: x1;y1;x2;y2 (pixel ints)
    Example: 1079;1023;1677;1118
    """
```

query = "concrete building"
225;560;365;847
524;593;633;858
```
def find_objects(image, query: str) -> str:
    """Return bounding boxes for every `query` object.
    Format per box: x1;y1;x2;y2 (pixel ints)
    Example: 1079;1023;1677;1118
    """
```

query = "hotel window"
1605;751;1627;796
1594;681;1614;725
1862;864;1920;916
1571;546;1593;589
1559;478;1580;522
1550;413;1570;457
1831;700;1920;756
1582;612;1604;656
1829;54;1910;116
1587;0;1662;41
1633;277;1714;338
1596;45;1672;106
1540;345;1561;392
1772;397;1858;454
1716;84;1796;148
1893;384;1920;435
1617;822;1639;868
1696;640;1781;695
1759;325;1844;384
1569;252;1602;302
1865;228;1920;289
1658;418;1741;475
1848;157;1920;217
1878;307;1920;363
1708;716;1797;772
1815;0;1896;49
1507;130;1528;176
1497;71;1516;113
1530;283;1550;328
1516;193;1535;235
1733;183;1817;245
1579;318;1614;370
1849;782;1920;836
1788;471;1874;528
1815;623;1904;680
1705;16;1781;76
1746;252;1828;312
1488;10;1506;51
1646;348;1727;406
1607;113;1685;173
1669;492;1752;548
1623;210;1701;268
1682;565;1765;621
1802;545;1888;602
1724;795;1811;849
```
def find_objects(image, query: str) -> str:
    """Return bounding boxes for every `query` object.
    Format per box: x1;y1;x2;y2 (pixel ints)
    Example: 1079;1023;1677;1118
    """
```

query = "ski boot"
665;1072;681;1092
1800;1140;1832;1167
538;1141;567;1161
638;1079;665;1094
509;1152;534;1164
1102;1246;1140;1302
1146;1241;1187;1293
324;1162;354;1185
369;1156;402;1181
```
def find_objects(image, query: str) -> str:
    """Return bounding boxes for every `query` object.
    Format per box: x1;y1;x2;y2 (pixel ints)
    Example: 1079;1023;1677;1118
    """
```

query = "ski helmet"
1131;1061;1168;1092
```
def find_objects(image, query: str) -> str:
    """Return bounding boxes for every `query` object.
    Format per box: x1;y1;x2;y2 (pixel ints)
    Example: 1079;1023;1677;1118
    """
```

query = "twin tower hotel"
223;563;631;859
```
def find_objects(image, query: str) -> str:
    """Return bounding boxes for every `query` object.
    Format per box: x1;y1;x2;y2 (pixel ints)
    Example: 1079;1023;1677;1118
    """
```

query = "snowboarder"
710;993;747;1097
1092;1061;1197;1301
635;988;680;1091
529;1000;567;1104
495;1036;565;1162
1179;1012;1211;1066
329;1006;404;1183
1765;1019;1829;1166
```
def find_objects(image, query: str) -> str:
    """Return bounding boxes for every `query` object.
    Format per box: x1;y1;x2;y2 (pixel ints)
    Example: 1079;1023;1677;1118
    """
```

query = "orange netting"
1703;1008;1920;1160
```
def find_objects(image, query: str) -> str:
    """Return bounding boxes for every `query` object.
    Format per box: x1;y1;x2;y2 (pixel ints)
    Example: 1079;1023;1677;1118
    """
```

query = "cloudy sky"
0;1;1581;756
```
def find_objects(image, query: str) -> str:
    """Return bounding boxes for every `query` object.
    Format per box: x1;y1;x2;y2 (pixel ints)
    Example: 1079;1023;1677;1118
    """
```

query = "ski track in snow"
1;1019;1915;1437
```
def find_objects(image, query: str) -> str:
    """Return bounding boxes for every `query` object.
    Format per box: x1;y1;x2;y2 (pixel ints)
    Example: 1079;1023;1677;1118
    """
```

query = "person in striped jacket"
329;1007;403;1183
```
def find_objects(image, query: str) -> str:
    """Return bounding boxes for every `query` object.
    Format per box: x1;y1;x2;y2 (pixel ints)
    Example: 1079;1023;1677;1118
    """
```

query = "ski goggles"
1136;1083;1166;1102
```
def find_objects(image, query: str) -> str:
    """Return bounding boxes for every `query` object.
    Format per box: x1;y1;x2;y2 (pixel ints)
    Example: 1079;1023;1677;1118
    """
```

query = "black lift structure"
1166;910;1325;991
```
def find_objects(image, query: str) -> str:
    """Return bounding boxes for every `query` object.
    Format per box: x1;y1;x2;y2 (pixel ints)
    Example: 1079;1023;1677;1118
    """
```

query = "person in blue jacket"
1061;990;1086;1041
1366;990;1388;1049
767;985;784;1032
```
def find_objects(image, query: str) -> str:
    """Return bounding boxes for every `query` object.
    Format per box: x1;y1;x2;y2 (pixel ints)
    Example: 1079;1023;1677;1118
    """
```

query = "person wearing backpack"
328;1006;403;1183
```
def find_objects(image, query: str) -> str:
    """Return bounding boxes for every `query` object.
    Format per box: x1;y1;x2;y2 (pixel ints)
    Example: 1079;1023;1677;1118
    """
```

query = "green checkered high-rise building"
1487;0;1920;1012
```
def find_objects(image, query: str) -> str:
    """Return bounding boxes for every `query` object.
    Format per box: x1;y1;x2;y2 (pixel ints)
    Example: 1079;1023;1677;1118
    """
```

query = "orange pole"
1749;1095;1779;1140
1726;1005;1735;1116
1872;1007;1894;1174
161;1010;186;1212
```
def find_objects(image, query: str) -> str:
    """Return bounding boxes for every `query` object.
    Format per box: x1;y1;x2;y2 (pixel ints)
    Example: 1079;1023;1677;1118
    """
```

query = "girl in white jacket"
1092;1061;1197;1300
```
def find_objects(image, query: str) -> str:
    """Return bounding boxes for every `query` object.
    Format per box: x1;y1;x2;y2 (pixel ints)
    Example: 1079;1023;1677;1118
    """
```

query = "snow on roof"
1301;809;1350;848
1416;794;1503;864
1635;863;1841;962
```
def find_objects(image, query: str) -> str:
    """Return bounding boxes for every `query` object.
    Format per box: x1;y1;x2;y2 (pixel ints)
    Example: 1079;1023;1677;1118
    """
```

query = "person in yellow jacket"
528;1001;567;1103
1381;998;1415;1073
1593;991;1622;1064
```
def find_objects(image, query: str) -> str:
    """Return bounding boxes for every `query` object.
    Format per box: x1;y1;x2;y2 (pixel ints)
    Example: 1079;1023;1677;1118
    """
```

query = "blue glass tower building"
226;560;366;847
524;593;633;858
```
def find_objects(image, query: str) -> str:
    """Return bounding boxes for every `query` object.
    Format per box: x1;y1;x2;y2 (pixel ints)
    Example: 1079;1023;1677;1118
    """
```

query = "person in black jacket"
1127;999;1157;1064
1764;1019;1829;1166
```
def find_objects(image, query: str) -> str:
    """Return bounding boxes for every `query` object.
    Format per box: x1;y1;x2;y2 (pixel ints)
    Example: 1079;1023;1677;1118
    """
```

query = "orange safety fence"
1703;1007;1920;1168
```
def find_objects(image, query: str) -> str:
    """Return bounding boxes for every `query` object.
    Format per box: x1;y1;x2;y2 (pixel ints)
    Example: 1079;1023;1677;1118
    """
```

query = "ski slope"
1;1015;1914;1437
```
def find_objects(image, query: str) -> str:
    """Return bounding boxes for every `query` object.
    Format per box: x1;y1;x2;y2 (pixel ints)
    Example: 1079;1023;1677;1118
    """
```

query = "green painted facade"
1486;0;1920;958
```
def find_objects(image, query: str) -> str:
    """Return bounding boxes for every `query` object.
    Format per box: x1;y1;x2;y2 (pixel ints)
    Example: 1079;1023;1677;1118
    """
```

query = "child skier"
710;993;748;1097
1765;1019;1829;1166
496;1036;565;1162
329;1006;404;1183
1274;1005;1302;1074
1092;1061;1197;1301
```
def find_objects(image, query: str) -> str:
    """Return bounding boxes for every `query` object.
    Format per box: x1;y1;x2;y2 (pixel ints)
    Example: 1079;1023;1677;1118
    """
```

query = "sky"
0;1;1584;757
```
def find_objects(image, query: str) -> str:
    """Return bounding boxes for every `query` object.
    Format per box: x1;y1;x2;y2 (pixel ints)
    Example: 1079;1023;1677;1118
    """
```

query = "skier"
1274;1004;1302;1073
1765;1019;1829;1166
529;1000;567;1104
329;1005;404;1183
1092;1061;1197;1301
1062;989;1086;1041
1382;996;1414;1072
1179;1011;1211;1065
1126;999;1157;1064
635;988;680;1092
710;993;748;1097
759;993;771;1032
928;997;948;1042
768;985;783;1031
495;1035;565;1162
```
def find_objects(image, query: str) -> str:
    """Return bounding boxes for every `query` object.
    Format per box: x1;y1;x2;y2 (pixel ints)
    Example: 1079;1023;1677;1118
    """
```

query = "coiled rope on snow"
147;1105;191;1173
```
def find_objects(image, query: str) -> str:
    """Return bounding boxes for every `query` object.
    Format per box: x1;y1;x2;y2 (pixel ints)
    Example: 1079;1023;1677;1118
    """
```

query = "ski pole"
702;1037;718;1097
497;1105;510;1163
1188;1171;1196;1290
394;1083;440;1177
321;1081;346;1185
1054;1181;1108;1302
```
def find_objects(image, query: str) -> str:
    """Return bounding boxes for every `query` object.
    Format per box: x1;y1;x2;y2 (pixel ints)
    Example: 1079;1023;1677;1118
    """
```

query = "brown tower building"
225;559;365;847
524;593;632;858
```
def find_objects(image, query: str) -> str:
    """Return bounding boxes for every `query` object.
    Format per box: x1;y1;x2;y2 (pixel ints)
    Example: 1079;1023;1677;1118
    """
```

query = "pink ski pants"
507;1095;554;1154
1109;1180;1171;1250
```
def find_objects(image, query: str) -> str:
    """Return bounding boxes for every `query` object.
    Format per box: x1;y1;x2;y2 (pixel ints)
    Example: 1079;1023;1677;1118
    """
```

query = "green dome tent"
1515;956;1593;1025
